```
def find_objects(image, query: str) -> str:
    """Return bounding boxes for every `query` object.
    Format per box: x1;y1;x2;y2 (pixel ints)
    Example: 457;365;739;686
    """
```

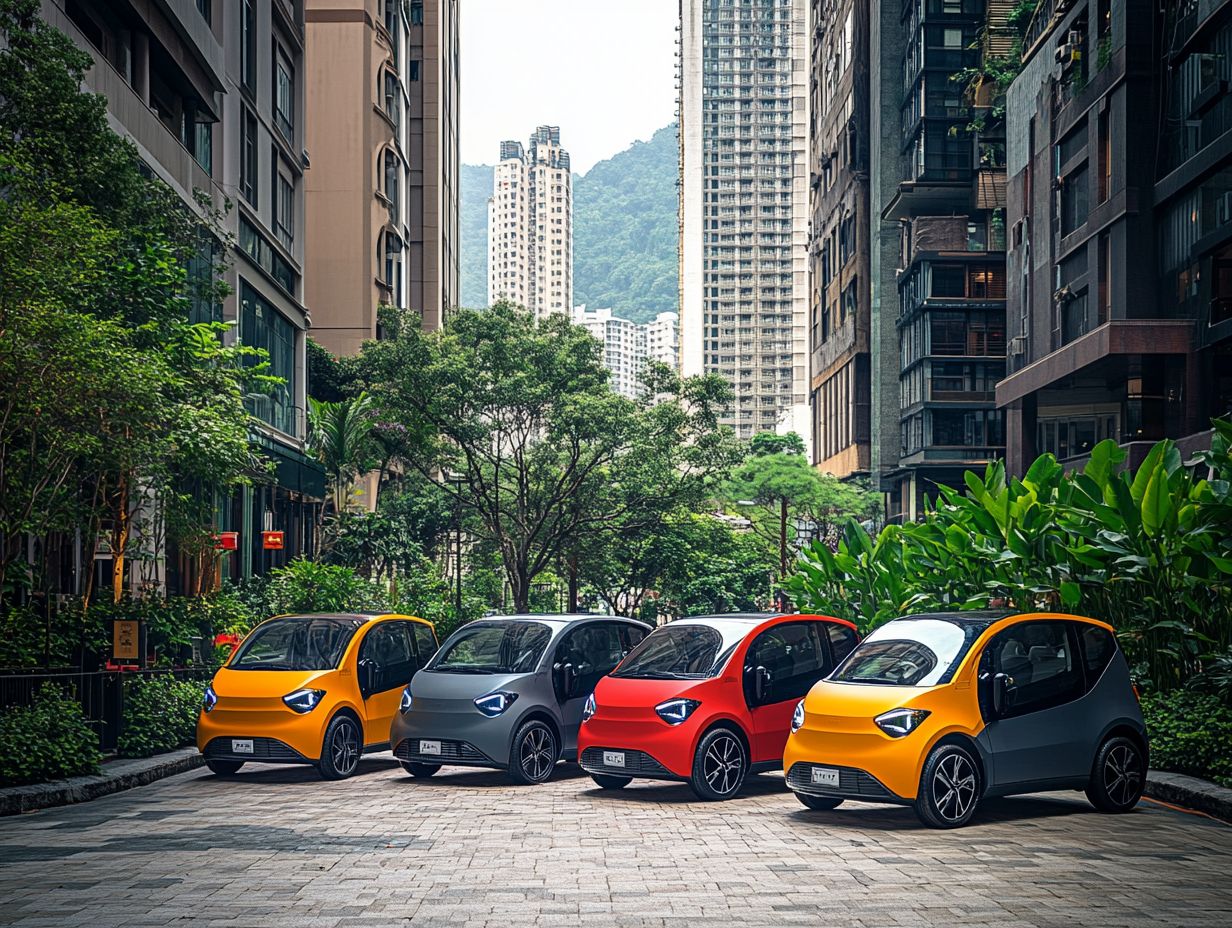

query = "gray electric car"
389;614;651;784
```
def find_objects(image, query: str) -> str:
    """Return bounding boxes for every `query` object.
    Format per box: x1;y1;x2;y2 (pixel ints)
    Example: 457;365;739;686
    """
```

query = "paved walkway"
1;757;1229;927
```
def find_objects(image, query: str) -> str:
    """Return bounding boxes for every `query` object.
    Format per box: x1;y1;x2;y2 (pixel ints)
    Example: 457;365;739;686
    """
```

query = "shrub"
1142;690;1232;788
116;674;204;758
263;559;391;615
0;683;100;786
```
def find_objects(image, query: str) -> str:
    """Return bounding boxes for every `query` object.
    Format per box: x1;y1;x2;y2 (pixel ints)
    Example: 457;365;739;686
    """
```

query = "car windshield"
611;621;747;679
230;617;364;671
831;619;981;687
427;621;551;674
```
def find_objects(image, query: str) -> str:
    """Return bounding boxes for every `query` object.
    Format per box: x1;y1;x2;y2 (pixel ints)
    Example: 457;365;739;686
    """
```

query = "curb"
1145;770;1232;823
0;747;204;816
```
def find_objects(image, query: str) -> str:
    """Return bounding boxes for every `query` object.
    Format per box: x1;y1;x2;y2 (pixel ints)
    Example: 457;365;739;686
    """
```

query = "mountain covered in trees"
458;124;679;323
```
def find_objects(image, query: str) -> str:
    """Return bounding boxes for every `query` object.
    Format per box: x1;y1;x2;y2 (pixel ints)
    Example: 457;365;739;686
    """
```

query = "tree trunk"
779;495;789;578
111;477;130;604
566;552;578;612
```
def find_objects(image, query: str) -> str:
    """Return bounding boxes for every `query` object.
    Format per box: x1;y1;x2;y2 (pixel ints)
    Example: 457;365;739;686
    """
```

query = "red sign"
215;531;239;551
262;530;285;550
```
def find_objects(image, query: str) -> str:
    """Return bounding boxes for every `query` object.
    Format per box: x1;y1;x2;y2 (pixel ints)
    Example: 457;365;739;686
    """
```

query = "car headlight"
202;685;218;713
791;699;805;733
474;691;518;717
655;698;700;726
282;688;326;714
874;707;931;738
582;692;596;722
400;685;414;714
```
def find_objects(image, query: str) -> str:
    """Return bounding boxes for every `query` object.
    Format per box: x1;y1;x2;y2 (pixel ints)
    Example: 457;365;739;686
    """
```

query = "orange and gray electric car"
197;613;437;779
784;611;1147;828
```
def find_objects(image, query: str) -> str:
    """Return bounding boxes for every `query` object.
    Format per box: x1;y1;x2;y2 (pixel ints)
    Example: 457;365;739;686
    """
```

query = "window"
232;617;364;671
1097;108;1110;202
411;623;438;664
410;0;423;25
274;49;294;141
1061;167;1089;236
555;624;627;698
241;0;256;93
1078;624;1116;685
358;622;418;695
274;170;294;250
931;265;966;297
745;623;827;706
834;618;990;687
240;282;297;435
240;107;258;205
409;60;421;81
196;0;211;24
382;231;404;307
826;624;858;663
429;622;551;673
984;621;1083;718
383;149;400;222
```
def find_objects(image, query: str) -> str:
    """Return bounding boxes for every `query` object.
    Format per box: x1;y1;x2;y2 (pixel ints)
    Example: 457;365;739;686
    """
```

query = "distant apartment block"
647;310;681;370
677;0;811;441
489;126;573;318
573;306;680;399
305;0;461;353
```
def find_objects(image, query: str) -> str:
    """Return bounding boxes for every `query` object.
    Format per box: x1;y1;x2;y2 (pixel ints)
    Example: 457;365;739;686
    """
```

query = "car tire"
205;759;244;776
1085;735;1145;813
507;720;558;785
400;762;441;778
914;743;981;829
318;713;362;780
795;792;843;811
590;773;632;790
688;727;748;801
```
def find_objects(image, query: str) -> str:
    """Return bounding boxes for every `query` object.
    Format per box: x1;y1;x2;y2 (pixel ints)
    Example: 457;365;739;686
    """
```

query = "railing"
0;668;210;753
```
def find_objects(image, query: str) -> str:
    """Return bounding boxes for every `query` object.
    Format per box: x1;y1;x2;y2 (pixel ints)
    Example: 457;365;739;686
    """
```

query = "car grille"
394;738;489;764
786;762;895;800
580;747;671;777
203;737;303;761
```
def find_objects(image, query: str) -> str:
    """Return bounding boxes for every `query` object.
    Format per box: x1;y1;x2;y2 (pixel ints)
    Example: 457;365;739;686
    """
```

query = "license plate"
603;750;625;768
419;740;442;756
231;739;254;755
810;766;839;787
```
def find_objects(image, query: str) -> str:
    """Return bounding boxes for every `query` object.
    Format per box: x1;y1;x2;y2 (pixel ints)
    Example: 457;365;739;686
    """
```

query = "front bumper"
393;737;500;768
201;736;312;765
577;713;702;779
785;761;909;804
197;705;330;762
578;746;685;782
389;707;518;771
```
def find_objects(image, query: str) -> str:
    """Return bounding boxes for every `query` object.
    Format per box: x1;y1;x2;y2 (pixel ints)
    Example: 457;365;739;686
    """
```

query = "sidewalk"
0;748;204;816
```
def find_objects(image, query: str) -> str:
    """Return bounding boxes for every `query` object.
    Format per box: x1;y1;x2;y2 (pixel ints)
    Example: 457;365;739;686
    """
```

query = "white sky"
460;0;678;174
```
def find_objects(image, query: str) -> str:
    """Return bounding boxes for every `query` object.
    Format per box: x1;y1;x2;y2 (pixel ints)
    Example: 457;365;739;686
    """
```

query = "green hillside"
458;124;679;321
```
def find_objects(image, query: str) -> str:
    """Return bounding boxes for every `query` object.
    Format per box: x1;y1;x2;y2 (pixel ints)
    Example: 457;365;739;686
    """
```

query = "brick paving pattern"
1;758;1230;927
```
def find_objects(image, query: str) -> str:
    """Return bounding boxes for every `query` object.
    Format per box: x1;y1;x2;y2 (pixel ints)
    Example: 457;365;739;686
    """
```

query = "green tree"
308;392;377;514
654;515;779;618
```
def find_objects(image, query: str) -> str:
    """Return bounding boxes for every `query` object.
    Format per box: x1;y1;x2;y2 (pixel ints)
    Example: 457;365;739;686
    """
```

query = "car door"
979;620;1089;788
357;622;418;746
744;622;829;763
553;623;627;752
409;621;439;667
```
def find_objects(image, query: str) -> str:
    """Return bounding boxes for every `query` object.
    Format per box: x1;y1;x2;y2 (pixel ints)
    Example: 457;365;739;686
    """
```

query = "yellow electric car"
784;611;1147;828
197;612;438;779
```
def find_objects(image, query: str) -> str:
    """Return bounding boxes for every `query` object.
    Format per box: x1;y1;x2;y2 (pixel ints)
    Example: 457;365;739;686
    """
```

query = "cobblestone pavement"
1;757;1230;927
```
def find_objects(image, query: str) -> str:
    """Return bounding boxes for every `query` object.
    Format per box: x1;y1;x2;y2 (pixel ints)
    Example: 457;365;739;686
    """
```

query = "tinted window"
411;623;438;663
427;622;551;674
619;624;647;652
556;623;627;696
231;617;363;671
746;622;827;705
832;619;974;686
989;621;1083;717
613;624;728;679
359;622;417;693
1078;623;1116;685
826;624;858;663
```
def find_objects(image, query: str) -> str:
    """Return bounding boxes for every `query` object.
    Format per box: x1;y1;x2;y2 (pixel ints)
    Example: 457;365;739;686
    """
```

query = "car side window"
556;624;625;698
619;624;647;653
1077;624;1116;689
989;621;1083;718
825;623;858;664
410;623;439;665
359;623;417;694
746;622;826;706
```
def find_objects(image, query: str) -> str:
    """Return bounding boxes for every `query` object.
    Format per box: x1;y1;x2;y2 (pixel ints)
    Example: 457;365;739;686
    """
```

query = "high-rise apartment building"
305;0;460;353
647;311;682;370
808;0;871;478
42;0;326;589
678;0;811;441
573;307;681;400
998;0;1232;473
868;0;1008;521
488;126;573;318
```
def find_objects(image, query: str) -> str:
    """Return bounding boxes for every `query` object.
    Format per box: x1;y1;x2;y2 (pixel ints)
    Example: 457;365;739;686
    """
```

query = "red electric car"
578;613;858;800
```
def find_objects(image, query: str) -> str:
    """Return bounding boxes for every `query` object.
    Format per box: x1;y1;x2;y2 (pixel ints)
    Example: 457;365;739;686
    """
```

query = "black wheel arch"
930;733;989;797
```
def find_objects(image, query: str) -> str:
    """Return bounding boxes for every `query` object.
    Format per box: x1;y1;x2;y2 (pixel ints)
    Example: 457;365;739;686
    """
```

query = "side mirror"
358;658;379;696
991;672;1012;717
753;665;771;704
561;662;579;699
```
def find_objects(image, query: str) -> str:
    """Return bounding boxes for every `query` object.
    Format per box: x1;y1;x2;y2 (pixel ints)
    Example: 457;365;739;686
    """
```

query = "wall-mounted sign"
113;620;140;661
262;530;285;550
215;531;239;551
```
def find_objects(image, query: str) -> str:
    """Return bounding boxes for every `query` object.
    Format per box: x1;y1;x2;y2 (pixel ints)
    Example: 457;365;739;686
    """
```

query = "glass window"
826;624;858;663
275;171;294;250
986;621;1084;716
241;0;256;93
1078;624;1116;683
556;623;627;695
240;107;258;205
240;281;297;435
427;621;551;674
411;623;438;663
275;50;294;141
612;620;750;679
746;623;827;705
1062;167;1090;236
833;618;989;686
359;622;417;693
231;617;364;671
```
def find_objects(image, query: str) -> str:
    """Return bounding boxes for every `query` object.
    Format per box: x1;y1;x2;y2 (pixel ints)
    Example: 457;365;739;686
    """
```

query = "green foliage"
786;424;1232;694
116;675;204;759
654;515;779;617
262;559;391;615
306;337;358;404
0;683;100;786
308;392;378;513
1142;691;1232;788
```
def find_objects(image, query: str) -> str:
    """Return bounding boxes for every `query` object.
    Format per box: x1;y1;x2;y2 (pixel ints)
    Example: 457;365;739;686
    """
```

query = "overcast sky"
460;0;678;174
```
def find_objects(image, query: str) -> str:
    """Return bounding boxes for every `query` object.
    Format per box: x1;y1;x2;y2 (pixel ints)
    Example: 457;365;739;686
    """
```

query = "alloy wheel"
702;733;744;797
931;752;977;823
520;727;554;781
1102;743;1142;808
331;718;359;777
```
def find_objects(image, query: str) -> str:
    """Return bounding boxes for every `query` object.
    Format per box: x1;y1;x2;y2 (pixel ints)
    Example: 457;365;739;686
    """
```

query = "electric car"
390;615;651;784
197;612;438;780
784;611;1148;828
578;613;859;800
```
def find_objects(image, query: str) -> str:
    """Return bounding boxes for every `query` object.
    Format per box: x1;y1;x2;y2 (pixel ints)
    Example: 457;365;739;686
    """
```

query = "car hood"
802;679;936;728
409;668;535;700
211;666;333;698
593;674;709;708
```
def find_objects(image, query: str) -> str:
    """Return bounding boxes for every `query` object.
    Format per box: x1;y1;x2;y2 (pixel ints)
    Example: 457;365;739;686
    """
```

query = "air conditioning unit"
1009;335;1027;356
